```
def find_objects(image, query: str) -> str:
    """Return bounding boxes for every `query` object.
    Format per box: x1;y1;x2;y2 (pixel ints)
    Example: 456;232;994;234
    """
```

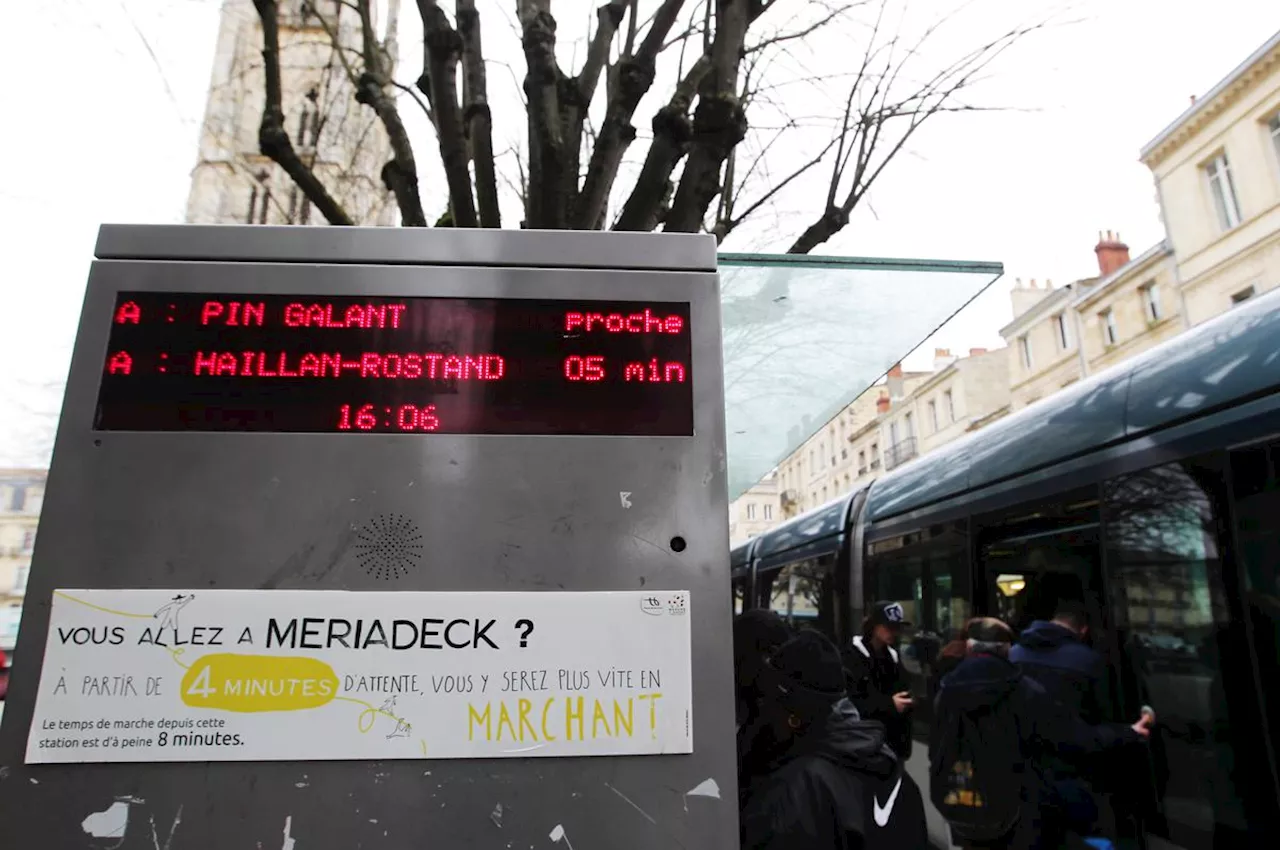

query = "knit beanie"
764;629;847;721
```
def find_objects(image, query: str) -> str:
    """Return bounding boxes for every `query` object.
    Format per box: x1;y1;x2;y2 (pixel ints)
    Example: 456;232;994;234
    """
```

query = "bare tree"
248;0;1046;247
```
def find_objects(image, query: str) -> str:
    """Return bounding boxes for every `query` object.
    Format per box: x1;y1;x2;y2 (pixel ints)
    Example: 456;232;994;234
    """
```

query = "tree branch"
252;0;354;225
574;0;687;229
348;0;427;226
457;0;500;227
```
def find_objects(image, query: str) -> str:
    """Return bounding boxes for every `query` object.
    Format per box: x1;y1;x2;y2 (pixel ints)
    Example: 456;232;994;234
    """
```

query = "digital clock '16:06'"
95;293;694;437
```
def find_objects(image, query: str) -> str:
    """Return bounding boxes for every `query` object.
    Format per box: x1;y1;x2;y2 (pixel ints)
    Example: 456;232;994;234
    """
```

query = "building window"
904;412;915;439
870;443;879;467
1232;286;1256;306
14;563;29;592
1054;313;1071;349
1100;309;1118;346
928;400;939;432
21;529;36;553
821;487;828;501
746;504;757;520
840;448;848;460
858;450;866;471
1140;281;1162;322
944;389;955;422
1018;334;1032;370
1204;153;1242;230
1270;114;1280;165
889;421;899;447
809;450;815;472
764;504;773;520
247;186;258;224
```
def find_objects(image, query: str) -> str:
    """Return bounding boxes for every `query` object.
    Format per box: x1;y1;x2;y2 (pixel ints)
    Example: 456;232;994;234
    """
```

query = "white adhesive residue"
281;815;296;850
491;803;504;829
82;801;130;839
684;778;721;811
549;824;575;850
686;778;721;800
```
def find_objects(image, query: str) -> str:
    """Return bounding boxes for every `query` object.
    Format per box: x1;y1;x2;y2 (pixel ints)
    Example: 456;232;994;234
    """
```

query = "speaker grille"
354;514;423;581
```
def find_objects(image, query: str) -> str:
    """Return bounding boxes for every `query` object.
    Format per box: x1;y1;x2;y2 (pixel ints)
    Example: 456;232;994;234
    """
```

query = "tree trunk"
418;1;477;227
520;2;567;229
574;0;687;230
786;206;850;254
614;55;710;231
457;0;500;228
664;0;753;233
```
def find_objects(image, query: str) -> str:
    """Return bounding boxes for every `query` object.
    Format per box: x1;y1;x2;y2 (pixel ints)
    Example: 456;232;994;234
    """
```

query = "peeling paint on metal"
686;778;721;800
281;815;296;850
490;802;504;828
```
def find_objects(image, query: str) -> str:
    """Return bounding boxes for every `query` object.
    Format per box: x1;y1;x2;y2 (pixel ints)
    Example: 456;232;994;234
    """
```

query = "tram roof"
865;285;1280;523
746;488;864;570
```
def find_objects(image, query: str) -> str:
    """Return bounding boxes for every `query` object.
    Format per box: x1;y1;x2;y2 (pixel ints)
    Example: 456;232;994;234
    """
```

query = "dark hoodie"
933;652;1140;848
740;700;929;850
1009;620;1107;722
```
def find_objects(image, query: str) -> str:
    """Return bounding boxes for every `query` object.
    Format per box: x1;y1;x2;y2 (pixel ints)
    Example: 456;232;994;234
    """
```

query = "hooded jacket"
932;652;1140;848
740;699;929;850
1009;620;1107;722
843;635;913;761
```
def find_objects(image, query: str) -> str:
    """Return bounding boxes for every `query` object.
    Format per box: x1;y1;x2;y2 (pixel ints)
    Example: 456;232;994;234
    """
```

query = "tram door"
975;489;1108;666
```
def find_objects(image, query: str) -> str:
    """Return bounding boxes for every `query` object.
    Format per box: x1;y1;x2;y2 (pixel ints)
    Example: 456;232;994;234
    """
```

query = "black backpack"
929;676;1028;844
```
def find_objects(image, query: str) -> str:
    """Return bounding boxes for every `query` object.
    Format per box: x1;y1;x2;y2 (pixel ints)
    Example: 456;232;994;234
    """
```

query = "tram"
731;285;1280;849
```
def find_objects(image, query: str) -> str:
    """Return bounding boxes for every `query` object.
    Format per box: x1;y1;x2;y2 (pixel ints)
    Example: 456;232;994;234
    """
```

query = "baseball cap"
868;600;912;628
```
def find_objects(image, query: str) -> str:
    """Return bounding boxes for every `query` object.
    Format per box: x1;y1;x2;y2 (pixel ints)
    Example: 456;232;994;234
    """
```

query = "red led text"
338;404;440;432
564;309;683;335
106;351;133;375
200;301;267;326
624;359;686;383
563;355;605;382
114;302;141;324
284;302;406;329
192;351;505;380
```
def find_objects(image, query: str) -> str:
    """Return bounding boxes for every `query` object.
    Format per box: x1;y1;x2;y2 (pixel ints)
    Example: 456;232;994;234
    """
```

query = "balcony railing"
883;437;918;471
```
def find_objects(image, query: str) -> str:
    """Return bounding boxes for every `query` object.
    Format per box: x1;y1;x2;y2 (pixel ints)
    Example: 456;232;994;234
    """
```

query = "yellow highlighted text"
180;653;339;713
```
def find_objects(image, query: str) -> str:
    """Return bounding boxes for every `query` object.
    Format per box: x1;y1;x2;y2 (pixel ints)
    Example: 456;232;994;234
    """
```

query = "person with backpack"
929;618;1152;849
1009;599;1108;722
843;600;914;761
741;629;929;850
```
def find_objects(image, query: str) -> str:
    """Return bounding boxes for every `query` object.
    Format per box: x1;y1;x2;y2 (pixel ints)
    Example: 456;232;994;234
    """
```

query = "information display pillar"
0;226;735;849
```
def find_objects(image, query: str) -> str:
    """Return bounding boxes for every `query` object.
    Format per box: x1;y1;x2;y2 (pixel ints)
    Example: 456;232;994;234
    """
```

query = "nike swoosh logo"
873;776;903;827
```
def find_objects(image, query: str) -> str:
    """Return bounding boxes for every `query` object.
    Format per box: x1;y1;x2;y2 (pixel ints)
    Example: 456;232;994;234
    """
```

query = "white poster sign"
25;589;692;764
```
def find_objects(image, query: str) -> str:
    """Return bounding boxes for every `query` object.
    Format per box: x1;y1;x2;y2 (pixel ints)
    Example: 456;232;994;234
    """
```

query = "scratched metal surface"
0;227;736;849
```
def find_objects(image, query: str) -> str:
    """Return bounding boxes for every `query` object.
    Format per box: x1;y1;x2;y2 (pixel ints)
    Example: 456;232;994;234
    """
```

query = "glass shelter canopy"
718;253;1003;501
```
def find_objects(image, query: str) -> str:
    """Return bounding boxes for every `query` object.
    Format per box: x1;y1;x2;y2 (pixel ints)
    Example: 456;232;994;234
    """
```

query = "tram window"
1229;442;1280;828
976;491;1101;638
866;521;970;726
731;576;747;615
1105;458;1261;847
759;556;836;638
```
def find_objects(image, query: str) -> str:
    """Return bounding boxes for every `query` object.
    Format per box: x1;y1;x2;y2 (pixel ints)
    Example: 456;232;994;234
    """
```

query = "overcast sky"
1;0;1278;466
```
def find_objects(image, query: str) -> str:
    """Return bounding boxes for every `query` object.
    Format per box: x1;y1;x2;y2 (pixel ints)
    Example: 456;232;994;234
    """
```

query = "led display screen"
95;293;694;435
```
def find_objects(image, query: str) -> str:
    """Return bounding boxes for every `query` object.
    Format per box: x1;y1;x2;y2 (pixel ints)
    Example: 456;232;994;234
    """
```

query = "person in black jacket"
844;600;914;760
932;618;1151;849
1008;599;1107;722
741;629;929;850
734;610;792;803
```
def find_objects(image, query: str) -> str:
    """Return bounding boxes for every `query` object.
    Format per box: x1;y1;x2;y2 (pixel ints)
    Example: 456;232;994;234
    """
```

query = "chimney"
1095;230;1130;277
886;362;905;399
876;391;891;414
1010;276;1048;318
969;347;988;357
932;348;956;372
